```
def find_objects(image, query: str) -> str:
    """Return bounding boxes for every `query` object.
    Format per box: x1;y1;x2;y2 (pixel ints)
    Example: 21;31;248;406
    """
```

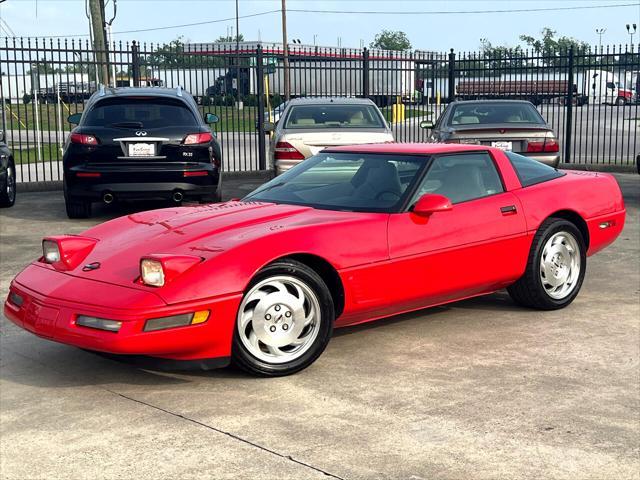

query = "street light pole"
281;0;290;101
595;28;606;53
626;24;637;46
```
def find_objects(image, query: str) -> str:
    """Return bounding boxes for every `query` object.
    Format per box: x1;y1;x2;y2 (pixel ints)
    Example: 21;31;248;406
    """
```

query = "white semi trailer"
186;42;418;105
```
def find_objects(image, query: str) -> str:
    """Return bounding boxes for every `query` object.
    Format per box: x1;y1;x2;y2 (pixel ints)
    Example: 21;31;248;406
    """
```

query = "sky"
1;0;639;51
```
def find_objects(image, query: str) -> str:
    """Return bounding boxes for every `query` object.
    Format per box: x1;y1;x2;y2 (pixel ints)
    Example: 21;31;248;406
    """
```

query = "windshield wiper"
109;121;144;129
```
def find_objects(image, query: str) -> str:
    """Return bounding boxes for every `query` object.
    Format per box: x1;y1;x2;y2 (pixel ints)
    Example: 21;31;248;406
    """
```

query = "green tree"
520;27;589;53
143;36;224;69
215;34;245;43
26;60;62;75
370;30;411;51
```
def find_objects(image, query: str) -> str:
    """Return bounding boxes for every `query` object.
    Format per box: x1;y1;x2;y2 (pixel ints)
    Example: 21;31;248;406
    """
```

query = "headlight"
42;239;61;263
76;315;122;332
139;254;202;287
140;259;165;287
143;310;209;332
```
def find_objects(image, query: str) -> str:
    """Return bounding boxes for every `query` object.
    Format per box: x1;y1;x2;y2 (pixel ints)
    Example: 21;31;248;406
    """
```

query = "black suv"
64;86;222;218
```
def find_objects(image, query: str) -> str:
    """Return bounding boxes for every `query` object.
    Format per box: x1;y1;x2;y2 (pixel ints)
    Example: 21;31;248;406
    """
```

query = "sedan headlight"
140;259;165;287
42;239;61;263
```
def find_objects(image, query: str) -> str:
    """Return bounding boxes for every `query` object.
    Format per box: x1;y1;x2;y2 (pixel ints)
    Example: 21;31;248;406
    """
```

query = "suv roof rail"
98;85;106;96
176;85;183;97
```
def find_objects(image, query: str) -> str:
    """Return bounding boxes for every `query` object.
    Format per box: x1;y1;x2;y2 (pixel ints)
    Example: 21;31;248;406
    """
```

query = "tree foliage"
370;30;412;51
143;36;225;69
215;34;245;43
519;27;589;53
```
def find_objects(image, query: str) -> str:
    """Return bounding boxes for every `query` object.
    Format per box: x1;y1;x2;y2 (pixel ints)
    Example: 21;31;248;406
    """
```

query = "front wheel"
232;259;334;376
508;218;586;310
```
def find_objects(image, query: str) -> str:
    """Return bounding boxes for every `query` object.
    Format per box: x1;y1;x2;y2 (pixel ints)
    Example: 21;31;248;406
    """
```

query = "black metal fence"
1;38;638;183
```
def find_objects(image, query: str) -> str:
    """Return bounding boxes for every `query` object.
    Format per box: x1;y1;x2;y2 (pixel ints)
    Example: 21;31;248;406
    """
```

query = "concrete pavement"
0;174;638;480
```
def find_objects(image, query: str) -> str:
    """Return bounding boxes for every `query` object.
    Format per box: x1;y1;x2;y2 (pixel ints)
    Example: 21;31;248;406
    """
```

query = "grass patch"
13;144;63;165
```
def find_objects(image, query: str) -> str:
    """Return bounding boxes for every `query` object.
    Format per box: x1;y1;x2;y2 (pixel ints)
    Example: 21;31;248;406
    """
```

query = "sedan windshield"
449;103;545;126
283;104;386;129
244;153;426;213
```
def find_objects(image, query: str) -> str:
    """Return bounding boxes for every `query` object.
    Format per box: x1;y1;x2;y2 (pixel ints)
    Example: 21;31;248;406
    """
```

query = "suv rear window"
449;103;545;125
83;97;198;128
284;104;386;129
506;151;564;187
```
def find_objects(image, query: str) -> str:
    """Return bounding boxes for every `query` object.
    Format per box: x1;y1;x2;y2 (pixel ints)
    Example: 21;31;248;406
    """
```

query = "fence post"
448;48;456;103
131;41;140;87
564;46;575;164
362;48;370;99
256;45;267;170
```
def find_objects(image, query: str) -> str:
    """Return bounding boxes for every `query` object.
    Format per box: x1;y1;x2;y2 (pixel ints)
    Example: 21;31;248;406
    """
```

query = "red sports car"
4;144;625;376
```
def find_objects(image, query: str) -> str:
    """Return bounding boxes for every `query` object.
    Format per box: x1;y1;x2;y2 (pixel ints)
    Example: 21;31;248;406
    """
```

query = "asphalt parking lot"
1;174;638;480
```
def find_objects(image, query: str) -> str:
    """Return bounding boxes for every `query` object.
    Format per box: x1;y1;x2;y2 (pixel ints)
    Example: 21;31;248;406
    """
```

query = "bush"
22;94;32;105
243;94;258;107
223;94;235;106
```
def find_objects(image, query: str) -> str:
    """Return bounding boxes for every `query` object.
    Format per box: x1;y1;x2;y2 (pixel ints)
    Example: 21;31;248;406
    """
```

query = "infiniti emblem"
82;262;101;271
135;131;147;136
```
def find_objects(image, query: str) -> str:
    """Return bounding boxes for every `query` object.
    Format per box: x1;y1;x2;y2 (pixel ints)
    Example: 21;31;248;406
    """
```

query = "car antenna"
176;85;183;97
98;84;106;97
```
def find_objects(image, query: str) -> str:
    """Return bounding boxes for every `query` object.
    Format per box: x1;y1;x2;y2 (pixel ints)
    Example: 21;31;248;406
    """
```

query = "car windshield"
244;153;425;213
449;103;545;126
283;104;386;129
83;97;198;128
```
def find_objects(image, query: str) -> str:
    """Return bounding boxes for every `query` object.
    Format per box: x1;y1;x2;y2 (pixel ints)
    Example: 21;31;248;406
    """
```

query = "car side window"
412;152;504;205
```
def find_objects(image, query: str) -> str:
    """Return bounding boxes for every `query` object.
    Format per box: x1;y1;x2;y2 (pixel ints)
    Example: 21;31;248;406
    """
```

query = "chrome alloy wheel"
540;231;581;300
237;275;321;364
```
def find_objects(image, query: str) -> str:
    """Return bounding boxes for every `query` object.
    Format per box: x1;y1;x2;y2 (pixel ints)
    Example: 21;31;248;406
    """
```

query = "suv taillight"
527;138;559;153
183;132;213;145
70;133;98;145
274;142;305;160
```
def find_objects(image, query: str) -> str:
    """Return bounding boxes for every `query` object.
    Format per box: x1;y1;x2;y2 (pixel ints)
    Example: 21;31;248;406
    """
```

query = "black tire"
63;179;92;218
0;160;16;208
615;96;627;106
508;218;586;310
232;259;334;377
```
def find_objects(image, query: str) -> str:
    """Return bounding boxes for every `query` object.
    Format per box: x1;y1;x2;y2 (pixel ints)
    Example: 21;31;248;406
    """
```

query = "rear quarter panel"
512;171;625;255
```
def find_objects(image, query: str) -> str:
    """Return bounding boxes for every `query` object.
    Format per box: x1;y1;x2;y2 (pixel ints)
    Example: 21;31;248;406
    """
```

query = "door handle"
500;205;517;215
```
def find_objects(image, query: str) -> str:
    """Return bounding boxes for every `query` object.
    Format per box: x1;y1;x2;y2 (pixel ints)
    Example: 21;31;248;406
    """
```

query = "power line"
288;3;639;15
7;9;280;38
2;2;637;39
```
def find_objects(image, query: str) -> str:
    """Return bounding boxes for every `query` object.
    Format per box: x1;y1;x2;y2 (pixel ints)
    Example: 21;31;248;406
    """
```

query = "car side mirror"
411;193;452;217
264;121;275;132
419;120;434;129
67;113;82;125
205;113;219;124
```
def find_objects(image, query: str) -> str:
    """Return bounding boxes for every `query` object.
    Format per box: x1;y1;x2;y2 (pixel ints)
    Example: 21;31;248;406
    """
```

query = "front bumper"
4;264;242;364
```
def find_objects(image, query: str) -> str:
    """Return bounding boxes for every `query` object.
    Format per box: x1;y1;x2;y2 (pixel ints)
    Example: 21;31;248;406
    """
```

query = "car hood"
279;130;394;156
54;201;374;289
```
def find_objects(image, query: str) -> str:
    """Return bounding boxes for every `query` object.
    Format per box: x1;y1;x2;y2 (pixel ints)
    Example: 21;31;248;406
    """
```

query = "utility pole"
281;0;290;101
88;0;109;85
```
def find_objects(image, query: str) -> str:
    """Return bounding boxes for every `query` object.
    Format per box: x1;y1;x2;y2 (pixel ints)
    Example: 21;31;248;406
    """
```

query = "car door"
386;151;529;310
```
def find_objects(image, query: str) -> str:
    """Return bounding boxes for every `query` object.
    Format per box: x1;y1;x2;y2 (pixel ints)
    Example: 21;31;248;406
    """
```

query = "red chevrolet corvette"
4;144;625;376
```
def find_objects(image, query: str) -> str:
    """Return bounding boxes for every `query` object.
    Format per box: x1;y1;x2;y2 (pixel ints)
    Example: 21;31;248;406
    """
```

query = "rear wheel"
232;259;334;376
0;161;16;208
64;180;91;218
615;96;627;106
508;218;586;310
